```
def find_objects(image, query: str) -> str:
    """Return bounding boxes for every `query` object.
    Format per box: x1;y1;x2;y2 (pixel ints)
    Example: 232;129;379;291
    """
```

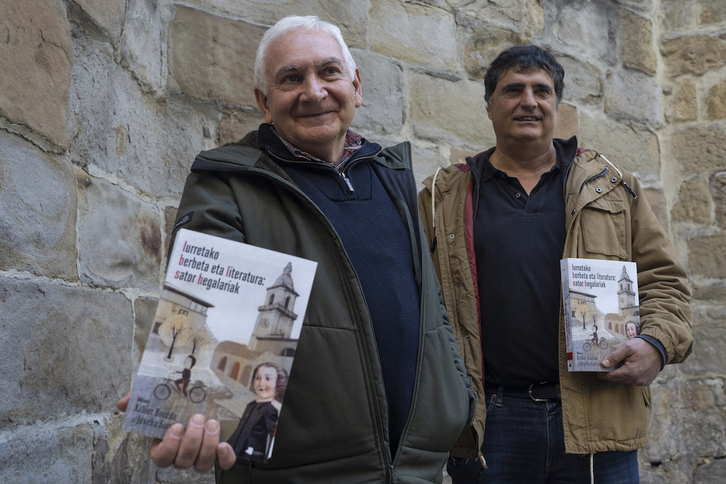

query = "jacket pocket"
580;198;627;259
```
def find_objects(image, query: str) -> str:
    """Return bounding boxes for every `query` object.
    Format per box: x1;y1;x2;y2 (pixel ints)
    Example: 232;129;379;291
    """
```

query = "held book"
122;228;317;463
560;258;640;372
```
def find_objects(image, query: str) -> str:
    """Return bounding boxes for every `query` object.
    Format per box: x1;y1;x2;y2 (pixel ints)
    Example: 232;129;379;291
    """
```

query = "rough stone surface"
672;177;713;225
450;147;479;166
134;297;158;366
157;467;215;484
0;131;78;279
661;34;726;78
411;73;491;148
621;8;657;75
579;114;661;180
370;0;458;70
546;1;617;63
451;0;544;35
671;124;726;176
0;0;73;149
668;78;698;122
0;278;132;427
558;56;603;104
555;103;579;141
182;0;368;49
695;458;726;483
711;172;726;228
680;303;726;376
688;234;726;279
170;6;266;108
0;424;94;483
118;0;166;92
604;69;661;125
706;81;726;121
351;50;404;135
692;284;726;302
461;25;523;80
219;109;264;146
411;144;447;188
69;38;214;198
77;173;162;292
73;0;127;42
699;0;726;26
660;0;694;32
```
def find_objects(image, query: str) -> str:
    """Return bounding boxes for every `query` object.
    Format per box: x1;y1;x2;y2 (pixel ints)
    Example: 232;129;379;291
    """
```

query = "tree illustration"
576;302;592;330
159;314;190;359
188;324;210;355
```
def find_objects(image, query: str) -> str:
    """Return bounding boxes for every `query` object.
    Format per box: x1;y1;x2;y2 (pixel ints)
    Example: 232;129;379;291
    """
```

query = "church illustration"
211;262;299;393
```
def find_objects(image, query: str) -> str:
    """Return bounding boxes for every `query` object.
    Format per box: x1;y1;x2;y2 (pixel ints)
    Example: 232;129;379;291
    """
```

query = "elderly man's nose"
301;76;326;101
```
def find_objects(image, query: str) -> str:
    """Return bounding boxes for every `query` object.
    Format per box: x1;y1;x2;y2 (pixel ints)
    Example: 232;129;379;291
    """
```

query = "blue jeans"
447;391;639;484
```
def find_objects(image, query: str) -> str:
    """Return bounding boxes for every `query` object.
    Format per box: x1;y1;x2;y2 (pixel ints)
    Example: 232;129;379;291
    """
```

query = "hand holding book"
598;337;662;386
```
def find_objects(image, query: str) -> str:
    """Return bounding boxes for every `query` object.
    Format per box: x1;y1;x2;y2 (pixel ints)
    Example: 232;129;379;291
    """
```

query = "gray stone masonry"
0;0;724;482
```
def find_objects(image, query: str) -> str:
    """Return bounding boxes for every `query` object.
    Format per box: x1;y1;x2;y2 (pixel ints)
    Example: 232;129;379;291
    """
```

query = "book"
560;258;640;372
122;228;317;463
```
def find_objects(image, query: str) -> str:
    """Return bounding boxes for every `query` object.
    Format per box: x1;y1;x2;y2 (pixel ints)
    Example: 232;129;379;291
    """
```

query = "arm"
600;174;693;385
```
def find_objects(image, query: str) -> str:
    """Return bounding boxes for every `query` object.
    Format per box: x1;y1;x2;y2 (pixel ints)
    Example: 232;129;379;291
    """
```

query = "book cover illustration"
122;228;317;463
560;258;640;372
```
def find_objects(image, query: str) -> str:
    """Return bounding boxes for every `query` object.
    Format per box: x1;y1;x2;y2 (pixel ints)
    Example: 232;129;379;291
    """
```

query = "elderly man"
119;15;475;484
418;45;692;483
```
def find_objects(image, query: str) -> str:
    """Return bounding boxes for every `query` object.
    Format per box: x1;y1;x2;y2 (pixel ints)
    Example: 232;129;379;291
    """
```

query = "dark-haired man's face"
488;68;557;148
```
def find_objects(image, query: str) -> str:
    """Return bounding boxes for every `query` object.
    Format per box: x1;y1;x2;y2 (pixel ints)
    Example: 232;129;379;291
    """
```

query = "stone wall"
0;0;723;482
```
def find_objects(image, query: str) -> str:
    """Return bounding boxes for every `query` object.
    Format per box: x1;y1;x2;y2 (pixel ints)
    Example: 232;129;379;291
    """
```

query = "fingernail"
170;423;184;438
206;420;220;434
602;358;610;367
190;414;205;427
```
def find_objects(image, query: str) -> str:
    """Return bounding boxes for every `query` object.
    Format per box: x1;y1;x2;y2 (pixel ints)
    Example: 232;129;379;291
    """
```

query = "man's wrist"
636;335;667;370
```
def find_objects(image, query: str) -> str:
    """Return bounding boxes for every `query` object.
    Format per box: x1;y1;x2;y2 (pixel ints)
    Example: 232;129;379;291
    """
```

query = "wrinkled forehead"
265;29;344;75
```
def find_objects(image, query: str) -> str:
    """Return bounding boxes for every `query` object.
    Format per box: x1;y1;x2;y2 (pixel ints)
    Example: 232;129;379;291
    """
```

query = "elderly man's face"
255;30;362;162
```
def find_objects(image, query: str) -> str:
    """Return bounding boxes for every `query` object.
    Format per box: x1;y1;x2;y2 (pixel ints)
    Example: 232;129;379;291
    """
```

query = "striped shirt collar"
271;126;365;173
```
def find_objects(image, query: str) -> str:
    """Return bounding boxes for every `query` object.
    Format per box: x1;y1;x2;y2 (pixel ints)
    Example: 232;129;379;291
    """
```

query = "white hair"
254;16;357;95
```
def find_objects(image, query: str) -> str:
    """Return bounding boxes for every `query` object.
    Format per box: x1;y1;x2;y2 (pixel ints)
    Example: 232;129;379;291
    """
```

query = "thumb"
601;345;627;368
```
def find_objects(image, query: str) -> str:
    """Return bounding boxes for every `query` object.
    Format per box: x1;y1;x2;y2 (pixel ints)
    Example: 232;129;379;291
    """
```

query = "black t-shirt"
472;138;577;386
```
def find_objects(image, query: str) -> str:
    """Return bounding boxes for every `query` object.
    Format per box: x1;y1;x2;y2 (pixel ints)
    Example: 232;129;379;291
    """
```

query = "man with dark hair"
419;45;692;483
119;15;475;484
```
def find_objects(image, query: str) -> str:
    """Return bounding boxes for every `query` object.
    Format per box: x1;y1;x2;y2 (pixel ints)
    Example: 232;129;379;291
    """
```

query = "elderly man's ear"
255;89;274;124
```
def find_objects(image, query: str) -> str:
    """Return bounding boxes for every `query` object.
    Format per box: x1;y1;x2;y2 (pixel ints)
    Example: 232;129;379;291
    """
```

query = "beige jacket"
418;147;693;457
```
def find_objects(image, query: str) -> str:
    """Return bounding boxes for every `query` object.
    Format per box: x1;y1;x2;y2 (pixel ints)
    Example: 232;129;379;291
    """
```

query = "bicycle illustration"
582;339;608;352
154;374;206;403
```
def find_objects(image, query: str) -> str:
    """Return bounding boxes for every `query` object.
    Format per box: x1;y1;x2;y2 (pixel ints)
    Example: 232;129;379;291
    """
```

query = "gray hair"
254;15;357;95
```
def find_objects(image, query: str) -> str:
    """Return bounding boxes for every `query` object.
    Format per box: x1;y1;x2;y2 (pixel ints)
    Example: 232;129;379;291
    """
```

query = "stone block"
0;0;72;149
620;8;657;75
692;283;726;301
0;424;94;482
661;34;726;78
410;73;492;148
69;38;214;198
695;458;726;483
579;114;661;180
688;234;726;279
370;0;458;71
667;79;698;122
77;173;162;292
170;6;266;108
671;124;726;177
660;0;694;32
181;0;368;49
219;110;264;146
118;0;165;91
461;25;523;80
0;131;78;279
699;0;726;26
679;303;726;376
712;172;726;228
134;297;158;366
73;0;127;42
604;70;661;125
707;80;726;120
555;102;579;140
0;278;132;427
672;178;713;225
453;0;544;36
546;1;617;63
157;466;215;484
351;50;404;135
558;56;603;104
412;144;448;188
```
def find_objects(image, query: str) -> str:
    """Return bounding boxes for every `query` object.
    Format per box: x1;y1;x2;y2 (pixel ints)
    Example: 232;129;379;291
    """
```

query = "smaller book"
560;258;640;372
122;228;317;464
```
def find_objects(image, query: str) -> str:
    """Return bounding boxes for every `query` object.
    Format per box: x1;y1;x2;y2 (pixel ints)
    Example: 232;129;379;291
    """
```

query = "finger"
150;423;185;468
217;443;237;470
601;342;632;368
174;414;206;468
116;392;131;412
195;420;222;472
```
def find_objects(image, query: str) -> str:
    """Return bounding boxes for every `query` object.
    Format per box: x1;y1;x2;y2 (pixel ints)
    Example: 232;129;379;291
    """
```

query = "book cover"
122;228;317;463
560;258;640;372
